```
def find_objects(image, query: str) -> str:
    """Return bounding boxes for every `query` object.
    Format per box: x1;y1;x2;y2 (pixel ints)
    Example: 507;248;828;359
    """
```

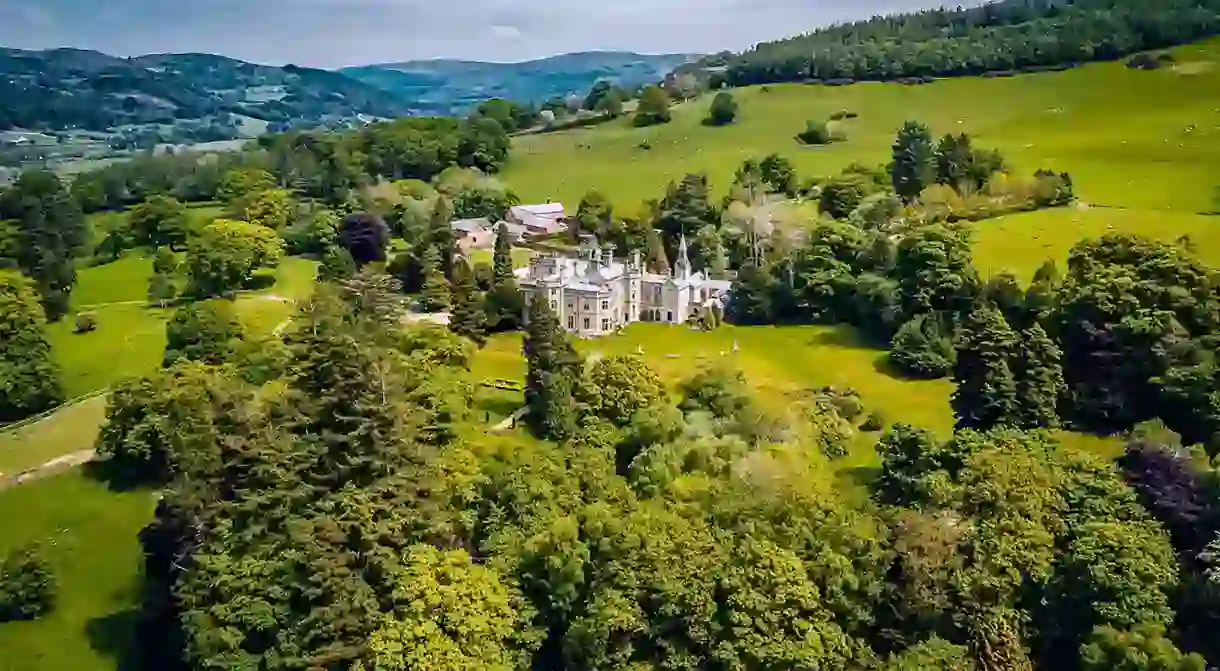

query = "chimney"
603;246;615;268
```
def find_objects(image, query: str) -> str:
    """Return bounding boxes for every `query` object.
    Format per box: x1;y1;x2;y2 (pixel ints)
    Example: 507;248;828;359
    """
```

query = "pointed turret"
675;234;692;281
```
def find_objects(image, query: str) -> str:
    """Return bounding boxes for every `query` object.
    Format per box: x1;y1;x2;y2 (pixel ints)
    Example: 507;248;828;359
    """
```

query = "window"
602;319;610;331
568;316;575;329
667;311;673;322
583;318;590;330
601;300;609;310
550;300;557;310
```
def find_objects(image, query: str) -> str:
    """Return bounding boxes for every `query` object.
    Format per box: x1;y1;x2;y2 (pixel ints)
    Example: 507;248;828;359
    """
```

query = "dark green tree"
337;212;390;266
523;297;582;441
892;121;937;202
3;170;86;320
759;153;797;196
935;133;975;191
634;85;672;127
0;545;55;622
163;300;246;367
706;91;739;126
449;261;486;346
317;244;357;282
890;314;956;379
492;222;514;283
574;190;613;241
420;245;451;312
0;271;63;422
130;195;189;249
1015;323;1065;429
655;174;716;264
952;304;1021;430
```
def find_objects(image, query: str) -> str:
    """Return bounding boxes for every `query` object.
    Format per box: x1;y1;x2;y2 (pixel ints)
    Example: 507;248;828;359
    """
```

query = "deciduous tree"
0;271;62;421
892;121;937;202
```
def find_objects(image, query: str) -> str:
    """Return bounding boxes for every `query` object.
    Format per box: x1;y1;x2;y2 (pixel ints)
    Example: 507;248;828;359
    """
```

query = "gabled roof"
511;203;565;219
450;218;491;233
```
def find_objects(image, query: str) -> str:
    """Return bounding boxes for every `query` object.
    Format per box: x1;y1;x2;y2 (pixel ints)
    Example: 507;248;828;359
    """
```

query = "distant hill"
342;51;699;116
0;47;412;141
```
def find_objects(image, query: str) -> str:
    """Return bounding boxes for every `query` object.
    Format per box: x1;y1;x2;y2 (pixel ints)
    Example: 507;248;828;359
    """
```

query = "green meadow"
503;39;1220;217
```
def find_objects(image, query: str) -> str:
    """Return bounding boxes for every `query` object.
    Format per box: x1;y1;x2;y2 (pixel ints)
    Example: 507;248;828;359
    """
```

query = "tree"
0;271;63;422
952;304;1020;430
0;545;55;622
449;261;486;346
890;314;956;379
759;153;797;196
935;133;976;191
1014;323;1064;428
655;174;716;263
318;244;357;283
492;222;514;283
185;219;284;298
338;212;390;266
130;195;189;249
892;121;937;202
796;119;834;145
163;300;246;367
1081;624;1205;671
3;170;86;320
367;545;534;671
242;188;294;230
584;80;614;111
420;245;451;312
819;173;871;219
887;638;976;670
574;190;613;240
706;91;739;126
217;167;275;210
634;85;672;127
524;297;582;440
583;355;666;426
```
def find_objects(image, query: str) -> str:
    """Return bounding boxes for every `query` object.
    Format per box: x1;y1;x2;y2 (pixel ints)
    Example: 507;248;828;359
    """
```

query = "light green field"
0;396;107;477
0;471;155;671
474;324;1122;461
48;303;171;400
466;247;537;269
503;40;1220;217
973;207;1220;282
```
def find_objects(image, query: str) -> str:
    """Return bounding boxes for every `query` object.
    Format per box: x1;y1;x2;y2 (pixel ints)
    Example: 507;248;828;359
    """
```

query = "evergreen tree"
706;91;739;126
935;133;975;191
492;222;514;283
892;121;937;203
449;261;486;346
163;300;246;368
727;261;774;325
952;304;1021;430
0;545;56;622
3;171;86;320
523;297;582;440
655;174;716;264
1015;323;1065;429
420;245;451;312
0;271;63;422
430;196;457;278
317;244;357;282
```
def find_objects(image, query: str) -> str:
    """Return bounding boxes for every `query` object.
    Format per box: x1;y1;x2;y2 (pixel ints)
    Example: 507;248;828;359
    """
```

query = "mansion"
515;236;733;337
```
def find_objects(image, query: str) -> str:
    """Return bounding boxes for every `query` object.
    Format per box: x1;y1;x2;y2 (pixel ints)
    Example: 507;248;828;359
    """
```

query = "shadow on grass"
82;459;150;493
86;608;143;671
842;465;881;490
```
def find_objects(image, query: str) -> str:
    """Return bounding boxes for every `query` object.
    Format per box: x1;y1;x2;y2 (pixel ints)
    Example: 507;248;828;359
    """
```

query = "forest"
710;0;1220;85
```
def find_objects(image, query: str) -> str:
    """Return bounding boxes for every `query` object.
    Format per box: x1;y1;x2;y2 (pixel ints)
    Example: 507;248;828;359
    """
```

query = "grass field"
0;471;155;671
0;396;107;478
503;39;1220;217
972;207;1220;282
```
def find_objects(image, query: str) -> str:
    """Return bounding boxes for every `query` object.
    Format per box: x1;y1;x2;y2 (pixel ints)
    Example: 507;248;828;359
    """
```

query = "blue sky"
0;0;958;68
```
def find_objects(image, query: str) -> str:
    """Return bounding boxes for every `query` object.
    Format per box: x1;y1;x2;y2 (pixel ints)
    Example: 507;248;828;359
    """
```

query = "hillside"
0;47;412;141
342;51;698;116
503;37;1220;218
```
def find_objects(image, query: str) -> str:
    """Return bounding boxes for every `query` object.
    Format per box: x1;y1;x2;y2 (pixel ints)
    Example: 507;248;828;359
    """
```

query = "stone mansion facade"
515;236;733;337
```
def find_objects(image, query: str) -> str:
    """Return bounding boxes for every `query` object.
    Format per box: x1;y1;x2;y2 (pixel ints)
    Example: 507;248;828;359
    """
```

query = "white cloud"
488;24;523;41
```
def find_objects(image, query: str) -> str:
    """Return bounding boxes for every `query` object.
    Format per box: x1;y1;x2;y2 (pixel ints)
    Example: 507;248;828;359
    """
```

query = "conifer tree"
523;297;582;440
951;304;1020;430
449;260;486;346
0;271;63;421
430;196;456;278
1015;322;1065;428
891;121;937;203
4;171;86;320
420;245;451;312
492;222;514;283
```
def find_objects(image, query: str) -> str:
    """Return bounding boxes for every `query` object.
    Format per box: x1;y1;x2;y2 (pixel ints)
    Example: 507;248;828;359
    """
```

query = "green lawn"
466;247;537;269
0;471;156;671
972;207;1220;282
71;254;154;308
503;39;1220;217
0;396;107;478
48;303;170;400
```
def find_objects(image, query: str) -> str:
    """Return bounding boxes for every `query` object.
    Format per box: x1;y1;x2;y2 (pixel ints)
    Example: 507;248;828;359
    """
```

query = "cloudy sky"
0;0;957;68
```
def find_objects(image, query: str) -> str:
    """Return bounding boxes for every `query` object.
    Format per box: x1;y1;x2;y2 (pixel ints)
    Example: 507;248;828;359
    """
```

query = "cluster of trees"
0;545;55;622
634;85;673;127
711;0;1220;86
88;253;1220;668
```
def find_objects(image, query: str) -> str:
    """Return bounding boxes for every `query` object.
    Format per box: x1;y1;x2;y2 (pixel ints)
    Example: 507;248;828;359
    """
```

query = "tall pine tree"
492;223;514;283
523;297;582;440
429;196;456;279
952;304;1020;430
449;260;486;346
0;270;63;421
486;223;524;332
3;171;86;320
420;245;451;312
1015;323;1065;428
891;121;936;203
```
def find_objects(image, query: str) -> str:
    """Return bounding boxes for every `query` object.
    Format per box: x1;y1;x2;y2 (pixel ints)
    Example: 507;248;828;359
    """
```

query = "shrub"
74;311;98;334
0;545;56;622
830;109;859;121
796;120;833;145
862;412;885;432
889;314;956;379
705;91;739;126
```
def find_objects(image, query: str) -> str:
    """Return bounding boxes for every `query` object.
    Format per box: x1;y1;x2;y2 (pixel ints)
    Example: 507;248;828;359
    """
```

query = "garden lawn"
0;396;107;478
502;38;1220;217
47;303;170;400
0;471;155;671
972;207;1220;282
70;254;153;309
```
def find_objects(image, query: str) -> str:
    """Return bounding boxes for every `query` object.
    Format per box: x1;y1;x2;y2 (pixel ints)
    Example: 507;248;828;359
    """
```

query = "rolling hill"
0;47;412;139
341;51;699;116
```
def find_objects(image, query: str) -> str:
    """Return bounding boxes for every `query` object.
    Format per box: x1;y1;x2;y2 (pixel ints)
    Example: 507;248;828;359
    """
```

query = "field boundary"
0;388;109;438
